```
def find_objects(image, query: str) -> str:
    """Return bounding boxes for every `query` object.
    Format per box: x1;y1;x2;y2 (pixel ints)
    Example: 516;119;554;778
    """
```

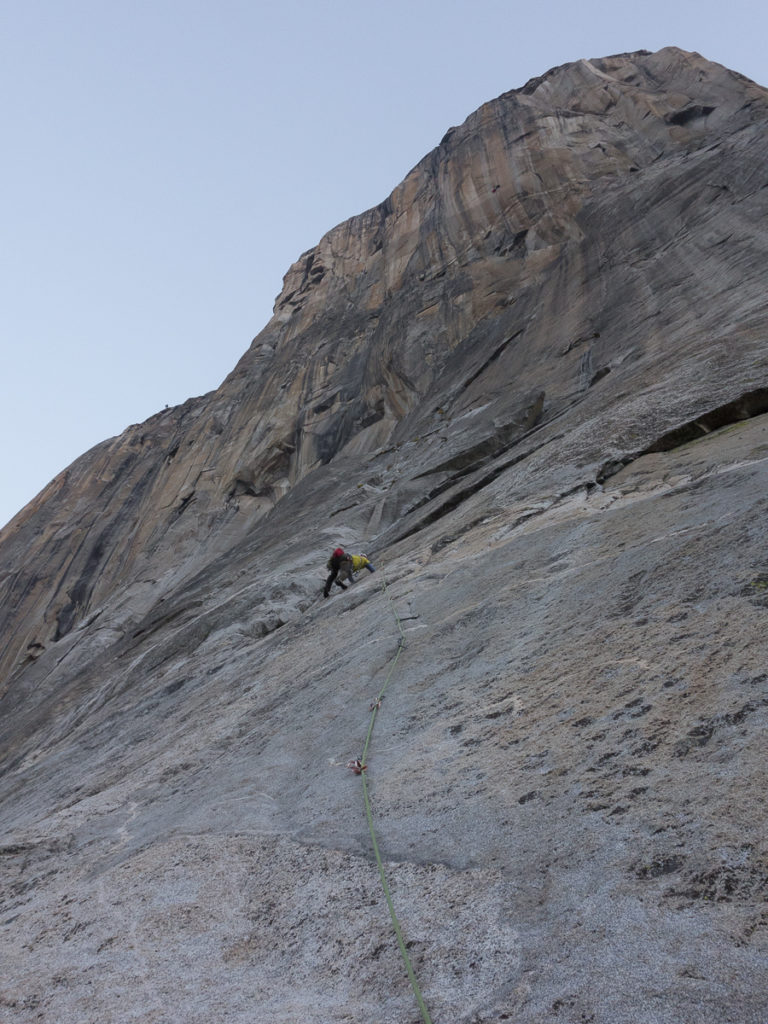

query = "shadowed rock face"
1;47;768;1024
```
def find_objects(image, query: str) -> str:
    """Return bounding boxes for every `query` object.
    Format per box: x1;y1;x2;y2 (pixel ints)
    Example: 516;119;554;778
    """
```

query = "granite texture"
2;47;768;1023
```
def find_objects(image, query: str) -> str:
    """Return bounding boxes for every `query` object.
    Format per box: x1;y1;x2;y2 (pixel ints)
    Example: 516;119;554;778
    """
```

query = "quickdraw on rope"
351;578;433;1024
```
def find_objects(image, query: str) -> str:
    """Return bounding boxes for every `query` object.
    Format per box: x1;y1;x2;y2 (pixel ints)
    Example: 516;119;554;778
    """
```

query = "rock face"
2;47;768;1023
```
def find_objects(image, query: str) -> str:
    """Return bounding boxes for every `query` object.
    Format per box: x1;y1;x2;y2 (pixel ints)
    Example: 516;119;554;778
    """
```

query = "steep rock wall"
1;47;768;1024
2;47;766;687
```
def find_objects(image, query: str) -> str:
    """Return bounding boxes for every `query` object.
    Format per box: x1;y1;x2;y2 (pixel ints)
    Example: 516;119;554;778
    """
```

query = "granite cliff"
2;47;768;1023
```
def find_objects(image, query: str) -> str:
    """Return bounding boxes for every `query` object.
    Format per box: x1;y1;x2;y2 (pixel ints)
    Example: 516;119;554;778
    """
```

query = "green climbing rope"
357;579;433;1024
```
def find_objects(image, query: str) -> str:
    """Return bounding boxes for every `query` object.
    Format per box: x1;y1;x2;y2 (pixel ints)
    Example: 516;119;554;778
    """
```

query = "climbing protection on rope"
349;578;434;1024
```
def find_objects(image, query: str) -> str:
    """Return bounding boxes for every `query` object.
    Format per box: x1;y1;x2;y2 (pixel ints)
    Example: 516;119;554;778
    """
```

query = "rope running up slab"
355;578;433;1024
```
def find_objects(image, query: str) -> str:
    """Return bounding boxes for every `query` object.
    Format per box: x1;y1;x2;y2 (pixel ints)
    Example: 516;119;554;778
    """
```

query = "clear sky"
1;0;765;529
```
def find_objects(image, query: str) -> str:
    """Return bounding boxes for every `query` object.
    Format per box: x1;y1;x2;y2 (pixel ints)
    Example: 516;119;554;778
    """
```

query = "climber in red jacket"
323;547;376;597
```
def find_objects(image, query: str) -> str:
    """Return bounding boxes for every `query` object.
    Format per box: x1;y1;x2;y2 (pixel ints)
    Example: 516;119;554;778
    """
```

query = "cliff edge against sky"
1;47;768;1023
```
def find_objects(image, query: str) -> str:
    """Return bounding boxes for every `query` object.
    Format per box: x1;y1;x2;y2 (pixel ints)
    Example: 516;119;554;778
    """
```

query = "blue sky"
1;0;766;529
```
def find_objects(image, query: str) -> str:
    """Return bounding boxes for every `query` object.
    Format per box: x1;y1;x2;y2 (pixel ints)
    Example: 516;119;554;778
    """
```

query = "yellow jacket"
350;554;371;572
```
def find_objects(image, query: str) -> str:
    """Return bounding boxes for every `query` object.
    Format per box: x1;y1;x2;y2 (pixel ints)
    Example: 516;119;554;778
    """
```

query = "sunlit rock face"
2;47;768;1024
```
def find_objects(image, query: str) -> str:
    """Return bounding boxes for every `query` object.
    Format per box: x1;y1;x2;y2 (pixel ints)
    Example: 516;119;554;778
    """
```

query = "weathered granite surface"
1;47;768;1023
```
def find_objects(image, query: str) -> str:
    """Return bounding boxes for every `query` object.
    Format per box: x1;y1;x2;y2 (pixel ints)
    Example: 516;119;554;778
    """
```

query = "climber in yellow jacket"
323;547;376;597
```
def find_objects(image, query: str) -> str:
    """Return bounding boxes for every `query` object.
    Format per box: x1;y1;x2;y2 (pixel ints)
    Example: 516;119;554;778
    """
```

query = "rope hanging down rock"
354;578;433;1024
